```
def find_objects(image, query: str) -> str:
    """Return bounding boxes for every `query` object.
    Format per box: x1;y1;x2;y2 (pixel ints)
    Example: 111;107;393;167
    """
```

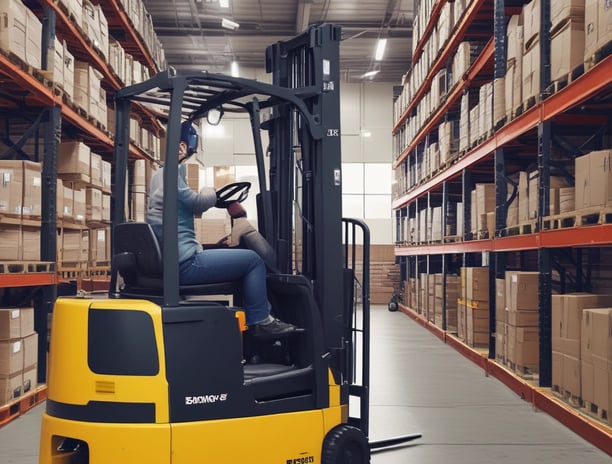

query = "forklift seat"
113;222;241;300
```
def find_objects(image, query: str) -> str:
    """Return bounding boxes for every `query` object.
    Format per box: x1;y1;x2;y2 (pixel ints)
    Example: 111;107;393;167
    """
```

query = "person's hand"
227;201;247;218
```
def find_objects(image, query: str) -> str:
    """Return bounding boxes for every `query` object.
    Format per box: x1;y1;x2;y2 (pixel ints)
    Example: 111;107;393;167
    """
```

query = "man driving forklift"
146;121;299;339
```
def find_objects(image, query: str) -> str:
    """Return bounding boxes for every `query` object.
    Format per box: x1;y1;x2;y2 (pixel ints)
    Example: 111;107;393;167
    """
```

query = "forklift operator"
146;121;299;339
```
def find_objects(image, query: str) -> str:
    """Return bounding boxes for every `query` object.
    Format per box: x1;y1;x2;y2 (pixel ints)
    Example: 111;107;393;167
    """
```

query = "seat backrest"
113;222;163;285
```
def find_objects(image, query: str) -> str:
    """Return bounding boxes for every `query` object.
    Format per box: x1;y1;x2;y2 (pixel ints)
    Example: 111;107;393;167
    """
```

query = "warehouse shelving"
0;0;166;426
393;0;612;454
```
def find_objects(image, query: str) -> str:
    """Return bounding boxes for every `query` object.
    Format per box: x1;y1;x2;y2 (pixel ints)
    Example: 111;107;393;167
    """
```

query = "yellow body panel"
47;298;169;422
42;297;351;463
170;405;346;463
39;413;170;464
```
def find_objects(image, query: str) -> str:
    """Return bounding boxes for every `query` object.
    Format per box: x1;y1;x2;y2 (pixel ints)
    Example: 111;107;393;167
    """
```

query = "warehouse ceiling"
141;0;414;83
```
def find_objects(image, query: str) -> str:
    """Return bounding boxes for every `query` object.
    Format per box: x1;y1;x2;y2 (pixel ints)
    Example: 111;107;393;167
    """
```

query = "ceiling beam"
295;0;312;33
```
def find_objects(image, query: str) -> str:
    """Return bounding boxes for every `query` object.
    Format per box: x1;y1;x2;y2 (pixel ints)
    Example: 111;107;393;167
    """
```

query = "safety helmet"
180;121;199;157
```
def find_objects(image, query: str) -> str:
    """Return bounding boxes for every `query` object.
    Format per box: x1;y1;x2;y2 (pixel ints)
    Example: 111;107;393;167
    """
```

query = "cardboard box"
0;371;22;404
508;326;539;369
522;37;540;102
551;0;586;29
0;160;24;216
62;42;74;99
559;187;575;213
575;150;612;209
466;267;489;302
523;0;541;48
22;363;36;395
507;309;538;327
0;226;20;260
86;187;102;222
552;350;564;389
0;308;33;340
21;228;40;261
24;7;41;69
22;332;36;370
581;308;612;363
551;18;585;81
585;0;612;58
505;271;539;312
552;293;612;358
58;141;91;179
0;339;22;376
0;0;27;64
495;278;506;323
73;187;86;223
22;160;41;217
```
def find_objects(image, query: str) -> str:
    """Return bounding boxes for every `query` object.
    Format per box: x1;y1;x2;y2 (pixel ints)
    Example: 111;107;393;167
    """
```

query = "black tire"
388;300;398;312
322;425;370;464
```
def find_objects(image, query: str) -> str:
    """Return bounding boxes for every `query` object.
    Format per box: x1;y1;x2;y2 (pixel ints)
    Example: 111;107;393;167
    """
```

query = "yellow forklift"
39;24;420;463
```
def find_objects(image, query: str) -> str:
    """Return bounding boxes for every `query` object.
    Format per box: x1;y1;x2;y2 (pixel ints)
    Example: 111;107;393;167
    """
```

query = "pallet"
0;261;55;274
502;220;537;237
551;384;583;408
444;235;462;243
0;385;46;428
507;361;538;380
544;207;612;230
584;40;612;73
583;400;610;425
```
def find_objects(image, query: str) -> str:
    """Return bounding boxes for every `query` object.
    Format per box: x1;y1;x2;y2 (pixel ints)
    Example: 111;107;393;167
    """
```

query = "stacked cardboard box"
581;308;612;424
445;274;459;332
552;293;612;404
0;308;37;405
459;267;489;347
495;278;507;363
505;271;539;373
575;149;612;210
584;0;612;59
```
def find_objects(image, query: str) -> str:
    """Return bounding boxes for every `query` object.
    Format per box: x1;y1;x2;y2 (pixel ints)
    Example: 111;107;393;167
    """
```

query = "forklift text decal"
286;456;314;464
184;393;228;405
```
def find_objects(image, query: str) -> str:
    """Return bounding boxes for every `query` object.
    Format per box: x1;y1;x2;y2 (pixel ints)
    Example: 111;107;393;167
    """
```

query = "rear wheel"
322;425;370;464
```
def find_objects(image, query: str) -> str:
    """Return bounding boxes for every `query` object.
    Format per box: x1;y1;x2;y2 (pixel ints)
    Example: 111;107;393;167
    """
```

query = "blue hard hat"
180;121;198;156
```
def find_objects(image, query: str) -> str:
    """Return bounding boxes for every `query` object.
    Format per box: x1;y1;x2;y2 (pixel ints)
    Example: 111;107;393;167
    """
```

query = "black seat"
112;222;241;301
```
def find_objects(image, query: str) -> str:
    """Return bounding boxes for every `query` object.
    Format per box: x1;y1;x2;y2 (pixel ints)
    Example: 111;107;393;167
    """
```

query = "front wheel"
322;425;370;464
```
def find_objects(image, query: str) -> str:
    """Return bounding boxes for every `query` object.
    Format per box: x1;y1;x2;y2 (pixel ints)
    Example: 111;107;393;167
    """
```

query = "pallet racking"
392;0;612;454
0;0;164;424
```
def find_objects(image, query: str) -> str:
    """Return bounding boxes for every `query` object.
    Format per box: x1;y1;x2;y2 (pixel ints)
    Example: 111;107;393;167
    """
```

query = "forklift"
39;24;420;463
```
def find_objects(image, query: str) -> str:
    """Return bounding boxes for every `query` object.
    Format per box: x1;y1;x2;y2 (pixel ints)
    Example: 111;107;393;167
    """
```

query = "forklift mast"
265;24;346;381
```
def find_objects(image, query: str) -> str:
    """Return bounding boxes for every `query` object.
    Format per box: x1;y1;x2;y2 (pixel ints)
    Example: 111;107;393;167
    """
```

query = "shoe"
249;318;304;339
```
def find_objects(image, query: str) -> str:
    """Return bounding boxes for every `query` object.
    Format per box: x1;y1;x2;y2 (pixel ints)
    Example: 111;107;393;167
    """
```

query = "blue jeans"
179;248;269;325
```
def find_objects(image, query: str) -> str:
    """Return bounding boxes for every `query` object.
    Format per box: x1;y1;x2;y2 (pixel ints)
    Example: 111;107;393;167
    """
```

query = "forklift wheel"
322;425;370;464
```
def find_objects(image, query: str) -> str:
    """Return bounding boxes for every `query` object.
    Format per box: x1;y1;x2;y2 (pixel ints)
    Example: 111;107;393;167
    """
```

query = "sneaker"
249;318;303;339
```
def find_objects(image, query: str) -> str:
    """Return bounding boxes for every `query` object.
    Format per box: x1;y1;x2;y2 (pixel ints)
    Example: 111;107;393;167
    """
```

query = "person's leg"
179;248;269;325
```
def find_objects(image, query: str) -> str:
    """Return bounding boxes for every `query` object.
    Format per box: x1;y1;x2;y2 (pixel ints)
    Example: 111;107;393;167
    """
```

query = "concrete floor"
1;305;610;463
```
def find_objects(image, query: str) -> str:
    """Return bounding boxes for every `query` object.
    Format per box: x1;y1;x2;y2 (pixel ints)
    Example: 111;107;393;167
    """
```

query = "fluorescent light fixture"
363;70;380;78
375;38;387;61
221;18;240;30
231;61;239;77
219;0;229;7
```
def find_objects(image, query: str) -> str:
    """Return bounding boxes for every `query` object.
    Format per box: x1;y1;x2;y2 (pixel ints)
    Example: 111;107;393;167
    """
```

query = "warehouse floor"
1;306;610;463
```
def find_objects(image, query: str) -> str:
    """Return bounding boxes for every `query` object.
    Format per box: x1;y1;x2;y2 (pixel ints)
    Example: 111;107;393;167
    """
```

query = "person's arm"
177;174;217;215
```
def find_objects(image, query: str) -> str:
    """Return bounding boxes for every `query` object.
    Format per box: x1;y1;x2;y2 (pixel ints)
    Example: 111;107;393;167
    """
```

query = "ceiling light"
363;70;380;78
219;0;229;7
221;18;239;30
231;61;239;77
375;38;387;61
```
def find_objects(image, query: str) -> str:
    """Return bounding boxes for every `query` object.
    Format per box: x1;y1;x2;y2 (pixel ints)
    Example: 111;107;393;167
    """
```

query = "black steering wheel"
215;181;251;208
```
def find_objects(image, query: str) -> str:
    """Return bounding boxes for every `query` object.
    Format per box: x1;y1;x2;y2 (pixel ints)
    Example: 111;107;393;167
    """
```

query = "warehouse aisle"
1;306;610;464
367;306;611;463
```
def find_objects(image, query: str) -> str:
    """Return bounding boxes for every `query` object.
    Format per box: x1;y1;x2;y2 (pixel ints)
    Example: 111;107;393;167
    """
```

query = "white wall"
194;75;395;245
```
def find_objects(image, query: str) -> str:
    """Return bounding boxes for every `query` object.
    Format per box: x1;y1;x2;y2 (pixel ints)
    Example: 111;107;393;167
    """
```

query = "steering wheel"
215;181;251;208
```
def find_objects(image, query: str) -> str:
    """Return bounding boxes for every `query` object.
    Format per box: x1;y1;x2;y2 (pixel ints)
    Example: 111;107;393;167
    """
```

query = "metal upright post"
538;0;553;388
36;105;61;383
